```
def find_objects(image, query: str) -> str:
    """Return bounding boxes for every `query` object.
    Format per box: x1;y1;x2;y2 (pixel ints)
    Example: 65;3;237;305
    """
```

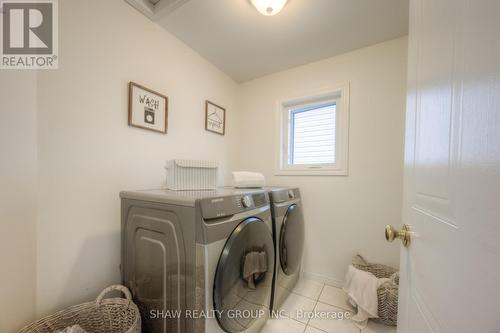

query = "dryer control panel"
269;188;301;203
200;192;269;220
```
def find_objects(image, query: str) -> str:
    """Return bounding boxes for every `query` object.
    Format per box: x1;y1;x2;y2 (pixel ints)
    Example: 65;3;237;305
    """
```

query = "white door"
395;0;500;332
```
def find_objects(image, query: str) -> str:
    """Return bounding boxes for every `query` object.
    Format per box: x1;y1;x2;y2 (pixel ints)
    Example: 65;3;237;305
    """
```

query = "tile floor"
261;278;396;333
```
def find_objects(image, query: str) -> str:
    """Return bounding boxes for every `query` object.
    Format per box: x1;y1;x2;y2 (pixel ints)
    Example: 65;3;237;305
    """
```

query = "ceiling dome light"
250;0;288;16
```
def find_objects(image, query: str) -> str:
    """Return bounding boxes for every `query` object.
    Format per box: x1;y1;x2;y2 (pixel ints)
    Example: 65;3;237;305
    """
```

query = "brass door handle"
385;224;411;247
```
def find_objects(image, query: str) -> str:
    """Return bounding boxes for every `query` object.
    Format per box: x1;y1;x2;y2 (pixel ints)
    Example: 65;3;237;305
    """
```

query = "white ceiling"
141;0;409;82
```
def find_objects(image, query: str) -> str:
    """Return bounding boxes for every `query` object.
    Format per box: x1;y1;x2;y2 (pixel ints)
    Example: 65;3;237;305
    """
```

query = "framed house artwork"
205;100;226;135
128;82;168;134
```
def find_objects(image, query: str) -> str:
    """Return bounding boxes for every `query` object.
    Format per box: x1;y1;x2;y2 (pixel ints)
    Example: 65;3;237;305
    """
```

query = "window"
288;102;337;165
277;85;349;175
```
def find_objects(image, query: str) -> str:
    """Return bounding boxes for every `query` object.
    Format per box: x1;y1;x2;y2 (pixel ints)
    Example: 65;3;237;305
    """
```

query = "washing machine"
121;188;275;333
268;187;305;311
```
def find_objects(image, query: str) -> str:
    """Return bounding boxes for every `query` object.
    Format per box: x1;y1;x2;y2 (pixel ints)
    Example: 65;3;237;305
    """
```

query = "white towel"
343;265;390;329
232;171;266;188
55;325;88;333
242;251;268;289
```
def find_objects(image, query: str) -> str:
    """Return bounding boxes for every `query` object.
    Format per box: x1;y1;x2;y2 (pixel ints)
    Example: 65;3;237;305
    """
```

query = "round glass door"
213;217;275;333
279;204;304;275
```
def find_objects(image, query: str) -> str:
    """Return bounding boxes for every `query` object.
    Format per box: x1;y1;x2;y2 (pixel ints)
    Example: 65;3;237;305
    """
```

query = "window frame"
275;84;350;176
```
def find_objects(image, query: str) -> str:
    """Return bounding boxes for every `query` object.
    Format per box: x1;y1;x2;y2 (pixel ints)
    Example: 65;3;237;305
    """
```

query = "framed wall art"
128;82;168;134
205;100;226;135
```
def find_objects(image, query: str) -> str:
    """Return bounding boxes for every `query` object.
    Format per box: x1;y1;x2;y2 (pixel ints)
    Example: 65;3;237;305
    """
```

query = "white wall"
35;0;240;316
238;38;407;285
0;72;38;331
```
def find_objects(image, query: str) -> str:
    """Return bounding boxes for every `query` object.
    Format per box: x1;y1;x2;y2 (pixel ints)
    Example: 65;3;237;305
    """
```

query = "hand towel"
242;251;267;289
232;171;266;188
343;265;390;329
55;325;88;333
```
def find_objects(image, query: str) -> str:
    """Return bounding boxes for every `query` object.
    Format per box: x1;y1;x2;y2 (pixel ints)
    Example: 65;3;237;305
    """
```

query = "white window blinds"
288;103;336;165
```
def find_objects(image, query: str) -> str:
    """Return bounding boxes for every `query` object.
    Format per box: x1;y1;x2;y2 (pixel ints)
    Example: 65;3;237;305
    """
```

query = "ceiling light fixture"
250;0;288;16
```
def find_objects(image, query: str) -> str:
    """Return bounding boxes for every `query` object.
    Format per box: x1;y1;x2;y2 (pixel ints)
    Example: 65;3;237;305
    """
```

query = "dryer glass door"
279;204;305;275
213;217;275;333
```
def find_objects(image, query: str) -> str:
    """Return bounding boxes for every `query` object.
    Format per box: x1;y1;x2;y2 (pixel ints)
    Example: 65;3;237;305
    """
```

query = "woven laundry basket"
352;255;399;326
165;159;218;190
18;285;141;333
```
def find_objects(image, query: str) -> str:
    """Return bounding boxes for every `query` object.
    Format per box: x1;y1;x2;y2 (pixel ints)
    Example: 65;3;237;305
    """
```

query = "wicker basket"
18;285;141;333
352;255;399;326
165;159;218;190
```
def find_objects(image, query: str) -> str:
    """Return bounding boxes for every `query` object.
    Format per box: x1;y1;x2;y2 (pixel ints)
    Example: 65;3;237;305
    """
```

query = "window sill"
275;169;348;176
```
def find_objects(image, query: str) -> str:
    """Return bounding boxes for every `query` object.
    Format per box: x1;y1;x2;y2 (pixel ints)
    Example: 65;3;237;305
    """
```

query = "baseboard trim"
301;271;344;288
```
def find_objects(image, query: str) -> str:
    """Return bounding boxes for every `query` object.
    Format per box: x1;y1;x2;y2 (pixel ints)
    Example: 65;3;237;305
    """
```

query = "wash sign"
1;0;58;69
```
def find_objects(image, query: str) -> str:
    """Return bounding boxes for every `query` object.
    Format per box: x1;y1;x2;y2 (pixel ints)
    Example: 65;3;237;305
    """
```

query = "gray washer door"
213;217;275;333
279;204;304;275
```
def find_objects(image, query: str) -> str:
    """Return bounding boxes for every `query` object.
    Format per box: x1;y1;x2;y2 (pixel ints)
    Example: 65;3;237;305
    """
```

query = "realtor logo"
1;0;58;69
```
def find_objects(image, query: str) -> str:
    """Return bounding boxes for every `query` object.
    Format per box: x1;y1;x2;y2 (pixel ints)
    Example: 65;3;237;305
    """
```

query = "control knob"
241;195;253;208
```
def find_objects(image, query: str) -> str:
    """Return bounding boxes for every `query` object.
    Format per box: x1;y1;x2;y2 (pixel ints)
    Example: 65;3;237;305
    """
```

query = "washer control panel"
201;192;269;220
